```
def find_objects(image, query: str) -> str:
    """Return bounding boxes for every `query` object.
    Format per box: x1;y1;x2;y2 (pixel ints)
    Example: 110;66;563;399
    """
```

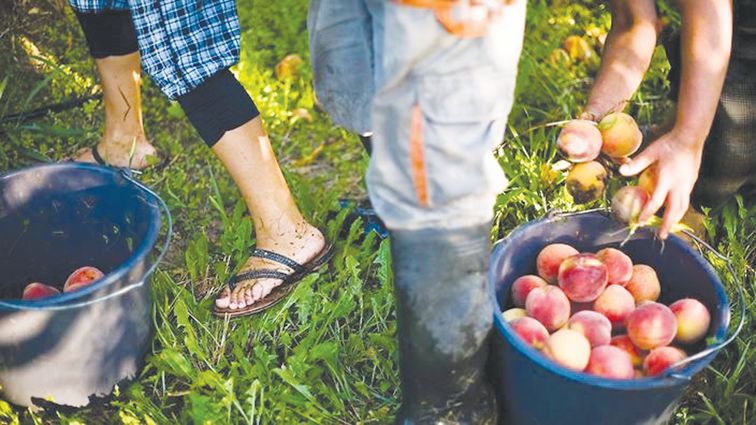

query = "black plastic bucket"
489;210;744;425
0;163;171;407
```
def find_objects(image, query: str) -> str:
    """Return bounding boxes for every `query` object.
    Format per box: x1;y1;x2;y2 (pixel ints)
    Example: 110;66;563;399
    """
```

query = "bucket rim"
0;163;162;307
489;211;731;389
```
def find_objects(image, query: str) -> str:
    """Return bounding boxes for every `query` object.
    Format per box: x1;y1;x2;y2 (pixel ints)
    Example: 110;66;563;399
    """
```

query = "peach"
669;298;711;345
557;120;602;163
543;329;591;371
536;243;579;284
638;164;659;194
626;302;677;350
22;282;60;300
593;285;635;330
558;253;608;302
568;310;612;347
64;266;105;293
525;286;571;332
597;112;642;158
275;54;304;80
585;345;635;379
610;335;645;367
596;247;633;285
563;35;593;62
503;307;528;322
625;265;661;302
643;346;687;377
511;275;548;308
566;161;607;204
612;186;650;225
510;317;550;349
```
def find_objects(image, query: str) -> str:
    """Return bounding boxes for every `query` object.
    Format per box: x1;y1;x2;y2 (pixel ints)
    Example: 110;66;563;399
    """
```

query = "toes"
244;288;255;306
229;286;246;310
215;286;231;309
251;281;265;301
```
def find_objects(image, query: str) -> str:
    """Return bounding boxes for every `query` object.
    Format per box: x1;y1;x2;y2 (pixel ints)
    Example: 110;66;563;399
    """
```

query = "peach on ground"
558;253;608;302
543;329;591;371
563;35;593;62
625;264;661;302
610;335;645;367
568;310;612;347
503;307;528;322
557;120;602;163
536;243;579;283
566;161;607;204
669;298;711;345
596;247;634;285
597;112;642;158
585;345;635;379
525;285;571;332
64;266;105;293
511;275;548;308
22;282;60;300
593;285;635;330
626;302;678;350
638;164;659;194
612;186;651;225
643;346;687;377
510;317;550;349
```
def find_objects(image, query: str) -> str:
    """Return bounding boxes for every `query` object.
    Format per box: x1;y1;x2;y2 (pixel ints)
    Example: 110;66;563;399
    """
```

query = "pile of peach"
503;243;711;379
21;266;104;300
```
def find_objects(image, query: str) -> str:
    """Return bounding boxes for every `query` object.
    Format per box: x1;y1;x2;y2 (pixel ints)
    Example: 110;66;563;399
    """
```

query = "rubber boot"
391;223;497;425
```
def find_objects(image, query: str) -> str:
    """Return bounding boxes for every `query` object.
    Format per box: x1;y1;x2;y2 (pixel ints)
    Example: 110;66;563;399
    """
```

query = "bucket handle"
0;171;173;311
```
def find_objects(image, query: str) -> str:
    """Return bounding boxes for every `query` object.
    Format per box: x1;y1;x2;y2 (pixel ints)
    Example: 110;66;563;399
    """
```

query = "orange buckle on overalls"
395;0;507;38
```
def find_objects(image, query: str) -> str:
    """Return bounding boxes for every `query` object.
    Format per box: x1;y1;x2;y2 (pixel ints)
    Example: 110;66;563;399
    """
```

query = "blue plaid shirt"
70;0;240;99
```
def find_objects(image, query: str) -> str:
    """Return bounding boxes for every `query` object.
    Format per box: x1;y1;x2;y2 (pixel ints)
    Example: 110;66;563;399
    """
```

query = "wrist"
669;124;707;150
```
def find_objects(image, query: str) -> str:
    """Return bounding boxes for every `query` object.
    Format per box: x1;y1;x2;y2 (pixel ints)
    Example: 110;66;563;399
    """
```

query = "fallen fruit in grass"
610;335;645;367
593;285;635;330
64;266;105;293
595;247;633;285
643;346;687;377
568;310;612;347
625;264;661;302
557;120;602;163
503;307;528;322
536;243;579;284
558;253;608;302
669;298;711;345
543;329;591;371
525;285;571;332
566;161;607;204
638;164;659;194
585;345;635;379
275;54;304;80
549;48;571;66
511;275;548;308
597;112;642;158
563;35;593;62
626;302;677;350
510;317;550;349
612;186;650;226
22;282;60;300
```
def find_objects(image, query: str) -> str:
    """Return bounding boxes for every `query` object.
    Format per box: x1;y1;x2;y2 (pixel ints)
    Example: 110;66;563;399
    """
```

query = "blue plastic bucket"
0;163;171;407
489;210;743;425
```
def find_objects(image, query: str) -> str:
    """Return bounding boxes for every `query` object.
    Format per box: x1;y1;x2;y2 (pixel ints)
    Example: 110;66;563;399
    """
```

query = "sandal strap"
230;269;291;288
91;145;109;166
251;248;305;273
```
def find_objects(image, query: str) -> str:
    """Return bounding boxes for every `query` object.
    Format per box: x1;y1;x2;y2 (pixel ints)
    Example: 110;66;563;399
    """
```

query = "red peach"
611;186;650;225
597;112;642;158
568;310;612;347
566;161;608;204
643;346;687;377
585;345;635;379
510;317;550;349
638;164;659;194
596;247;634;285
503;308;528;322
557;120;602;163
625;265;661;302
525;286;571;332
626;302;678;350
593;285;635;330
22;282;60;300
543;329;591;371
536;243;579;284
64;266;105;293
558;253;608;302
669;298;711;345
511;275;548;308
610;335;645;367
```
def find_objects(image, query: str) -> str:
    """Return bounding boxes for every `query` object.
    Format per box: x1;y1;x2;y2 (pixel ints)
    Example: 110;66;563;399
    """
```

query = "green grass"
0;1;753;423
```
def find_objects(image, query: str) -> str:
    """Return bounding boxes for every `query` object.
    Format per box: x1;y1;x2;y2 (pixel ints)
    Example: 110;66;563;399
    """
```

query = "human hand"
618;128;704;239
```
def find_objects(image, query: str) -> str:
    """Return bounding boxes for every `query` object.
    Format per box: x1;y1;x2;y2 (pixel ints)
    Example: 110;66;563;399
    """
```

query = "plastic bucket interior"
488;211;731;425
0;163;169;407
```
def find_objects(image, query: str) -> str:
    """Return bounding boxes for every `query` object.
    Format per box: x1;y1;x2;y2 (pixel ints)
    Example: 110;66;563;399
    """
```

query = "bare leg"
212;116;325;310
75;52;157;168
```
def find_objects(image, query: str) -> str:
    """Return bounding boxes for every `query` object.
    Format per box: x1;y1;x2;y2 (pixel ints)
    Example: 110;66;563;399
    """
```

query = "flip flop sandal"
91;144;168;173
213;242;335;318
